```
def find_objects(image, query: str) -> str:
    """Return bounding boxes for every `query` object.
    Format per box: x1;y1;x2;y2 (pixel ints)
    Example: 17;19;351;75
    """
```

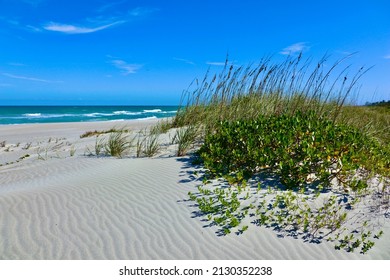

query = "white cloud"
384;54;390;59
173;57;195;65
26;25;42;32
6;19;19;26
5;4;155;35
97;0;129;13
43;21;124;34
8;62;27;67
337;50;354;56
110;60;142;75
129;7;157;17
2;73;62;83
280;42;309;55
206;61;227;66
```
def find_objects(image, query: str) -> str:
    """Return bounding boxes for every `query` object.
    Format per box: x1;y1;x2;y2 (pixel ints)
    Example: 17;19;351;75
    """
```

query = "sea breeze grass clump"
174;53;369;130
180;54;390;254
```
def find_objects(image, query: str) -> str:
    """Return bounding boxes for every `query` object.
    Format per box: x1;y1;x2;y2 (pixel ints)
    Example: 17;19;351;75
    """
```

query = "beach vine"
179;54;390;254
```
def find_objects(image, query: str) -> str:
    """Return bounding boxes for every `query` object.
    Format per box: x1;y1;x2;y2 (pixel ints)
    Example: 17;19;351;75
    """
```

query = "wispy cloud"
206;61;227;66
5;19;19;26
8;62;27;67
129;7;157;17
26;25;42;32
3;4;157;35
173;57;195;65
280;42;310;55
2;73;62;83
0;15;42;32
97;0;129;13
41;6;156;35
384;54;390;59
335;50;357;57
110;60;142;75
43;21;124;34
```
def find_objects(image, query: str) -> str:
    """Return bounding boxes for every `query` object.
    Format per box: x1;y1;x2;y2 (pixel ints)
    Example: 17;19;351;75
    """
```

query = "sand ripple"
1;156;389;259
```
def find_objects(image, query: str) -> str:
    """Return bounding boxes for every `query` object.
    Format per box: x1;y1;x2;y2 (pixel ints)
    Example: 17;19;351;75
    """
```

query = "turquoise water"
0;106;178;125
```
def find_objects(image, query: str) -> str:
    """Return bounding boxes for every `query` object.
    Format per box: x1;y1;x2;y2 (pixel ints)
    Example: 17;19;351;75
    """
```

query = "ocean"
0;106;178;125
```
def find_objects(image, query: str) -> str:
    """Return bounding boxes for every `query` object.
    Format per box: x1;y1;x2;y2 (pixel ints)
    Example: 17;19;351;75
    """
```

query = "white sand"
0;120;389;260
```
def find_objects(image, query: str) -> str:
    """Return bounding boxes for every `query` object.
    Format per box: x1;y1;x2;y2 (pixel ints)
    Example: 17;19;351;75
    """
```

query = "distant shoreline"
0;118;163;143
0;116;162;126
0;105;178;125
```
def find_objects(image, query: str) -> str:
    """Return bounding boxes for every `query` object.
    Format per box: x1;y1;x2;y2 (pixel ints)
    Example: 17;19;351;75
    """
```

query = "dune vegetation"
174;53;390;254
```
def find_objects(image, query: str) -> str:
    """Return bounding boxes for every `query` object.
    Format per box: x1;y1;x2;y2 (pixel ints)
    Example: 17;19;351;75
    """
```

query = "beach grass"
177;53;390;254
172;125;200;156
173;54;378;133
104;131;132;158
142;133;160;157
135;136;144;158
80;128;130;138
339;103;390;145
150;118;173;135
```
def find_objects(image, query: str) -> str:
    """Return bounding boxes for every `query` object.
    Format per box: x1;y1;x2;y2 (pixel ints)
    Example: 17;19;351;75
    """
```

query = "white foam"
108;119;126;122
84;113;114;117
113;111;142;116
136;116;158;120
143;109;162;113
22;113;77;119
23;113;41;117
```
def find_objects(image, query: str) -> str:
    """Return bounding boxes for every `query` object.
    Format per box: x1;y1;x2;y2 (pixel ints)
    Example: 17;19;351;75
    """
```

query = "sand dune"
0;120;389;259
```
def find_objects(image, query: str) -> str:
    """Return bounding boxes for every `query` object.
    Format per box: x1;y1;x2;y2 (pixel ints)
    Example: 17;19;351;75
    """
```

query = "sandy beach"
1;119;389;260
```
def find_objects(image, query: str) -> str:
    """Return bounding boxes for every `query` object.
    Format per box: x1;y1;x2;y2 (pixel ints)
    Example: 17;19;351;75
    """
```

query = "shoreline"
0;116;159;126
0;118;164;144
0;105;178;126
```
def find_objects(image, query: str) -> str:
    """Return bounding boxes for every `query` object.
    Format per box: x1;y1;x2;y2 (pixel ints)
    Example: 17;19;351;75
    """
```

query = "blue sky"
0;0;389;105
